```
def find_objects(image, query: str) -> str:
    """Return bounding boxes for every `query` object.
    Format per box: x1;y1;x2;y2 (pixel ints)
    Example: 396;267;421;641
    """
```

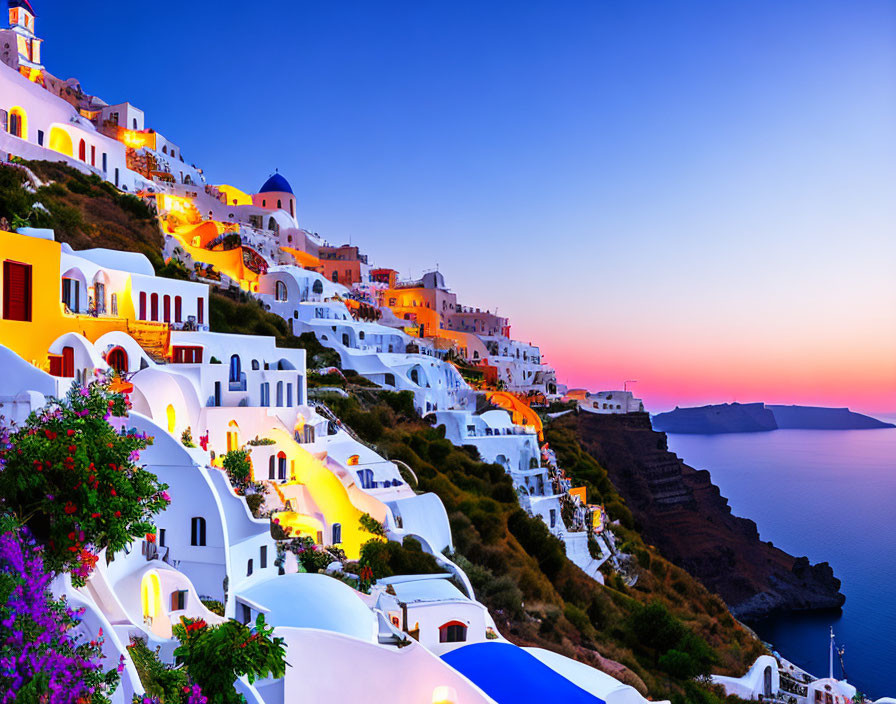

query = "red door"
139;292;146;319
62;346;74;377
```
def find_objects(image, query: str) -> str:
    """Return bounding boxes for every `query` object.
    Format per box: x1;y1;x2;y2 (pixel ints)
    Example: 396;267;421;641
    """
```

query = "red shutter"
175;295;182;322
49;355;62;376
3;261;32;321
197;297;204;325
139;292;146;319
163;295;171;323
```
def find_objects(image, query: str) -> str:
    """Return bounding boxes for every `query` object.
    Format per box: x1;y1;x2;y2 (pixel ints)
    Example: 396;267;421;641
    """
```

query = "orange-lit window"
347;455;360;466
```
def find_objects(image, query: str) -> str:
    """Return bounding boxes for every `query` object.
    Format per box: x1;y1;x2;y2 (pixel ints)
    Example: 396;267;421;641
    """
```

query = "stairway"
126;320;171;363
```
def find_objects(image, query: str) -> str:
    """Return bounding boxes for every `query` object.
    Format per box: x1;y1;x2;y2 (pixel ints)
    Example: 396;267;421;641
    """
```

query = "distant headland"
652;402;895;434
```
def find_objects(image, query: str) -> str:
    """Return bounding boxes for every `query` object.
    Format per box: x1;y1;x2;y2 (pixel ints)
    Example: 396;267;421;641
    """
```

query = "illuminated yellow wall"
0;231;140;370
486;391;544;440
217;184;253;206
48;126;72;157
267;433;385;560
168;225;258;291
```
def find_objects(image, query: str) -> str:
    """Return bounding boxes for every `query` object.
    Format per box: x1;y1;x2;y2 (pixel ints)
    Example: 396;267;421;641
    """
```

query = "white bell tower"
7;0;43;74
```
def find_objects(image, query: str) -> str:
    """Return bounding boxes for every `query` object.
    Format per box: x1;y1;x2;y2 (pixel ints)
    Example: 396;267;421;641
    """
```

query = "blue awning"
442;642;606;704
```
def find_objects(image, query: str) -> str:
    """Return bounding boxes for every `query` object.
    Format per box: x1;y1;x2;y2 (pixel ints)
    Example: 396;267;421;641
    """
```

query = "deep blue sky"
36;1;896;411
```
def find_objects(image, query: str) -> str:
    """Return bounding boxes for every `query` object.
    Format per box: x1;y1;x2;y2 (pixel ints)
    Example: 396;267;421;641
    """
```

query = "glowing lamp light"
432;686;457;704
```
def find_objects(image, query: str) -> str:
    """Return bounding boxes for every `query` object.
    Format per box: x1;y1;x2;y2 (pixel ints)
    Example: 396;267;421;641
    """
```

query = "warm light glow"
48;125;73;157
432;686;457;704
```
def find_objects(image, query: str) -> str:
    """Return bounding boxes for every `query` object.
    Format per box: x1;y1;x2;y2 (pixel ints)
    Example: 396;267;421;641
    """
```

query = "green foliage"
359;512;386;537
626;602;716;679
222;449;252;486
359;536;445;580
173;615;287;704
128;637;188;702
506;509;566;580
200;599;225;617
0;376;167;581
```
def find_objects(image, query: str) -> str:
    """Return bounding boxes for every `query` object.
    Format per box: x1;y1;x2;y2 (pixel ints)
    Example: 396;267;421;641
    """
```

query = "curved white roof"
240;573;377;642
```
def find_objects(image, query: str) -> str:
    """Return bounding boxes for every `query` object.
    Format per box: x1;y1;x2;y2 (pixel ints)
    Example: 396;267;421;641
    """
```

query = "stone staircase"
126;320;171;363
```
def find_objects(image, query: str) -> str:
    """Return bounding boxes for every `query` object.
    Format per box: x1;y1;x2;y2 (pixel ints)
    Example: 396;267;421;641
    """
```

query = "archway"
78;139;86;162
49;126;73;156
140;572;161;623
106;346;128;373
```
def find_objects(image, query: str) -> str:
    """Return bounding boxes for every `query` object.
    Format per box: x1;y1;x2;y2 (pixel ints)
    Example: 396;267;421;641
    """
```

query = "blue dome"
258;173;293;195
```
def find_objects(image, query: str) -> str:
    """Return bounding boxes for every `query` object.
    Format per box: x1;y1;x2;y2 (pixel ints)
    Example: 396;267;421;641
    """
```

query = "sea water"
666;427;896;699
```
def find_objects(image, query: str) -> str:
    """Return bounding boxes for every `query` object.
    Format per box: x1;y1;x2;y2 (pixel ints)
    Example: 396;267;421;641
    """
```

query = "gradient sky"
39;1;896;413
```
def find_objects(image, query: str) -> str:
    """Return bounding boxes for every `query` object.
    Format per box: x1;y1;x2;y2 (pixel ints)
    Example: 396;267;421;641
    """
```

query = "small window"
260;545;268;569
159;528;166;547
439;621;468;643
37;129;44;146
190;516;206;546
170;589;187;611
332;523;342;544
275;280;287;301
247;559;253;576
240;603;251;625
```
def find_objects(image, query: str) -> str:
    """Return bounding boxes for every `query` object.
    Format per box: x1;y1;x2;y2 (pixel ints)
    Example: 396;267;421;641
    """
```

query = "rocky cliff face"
567;411;845;619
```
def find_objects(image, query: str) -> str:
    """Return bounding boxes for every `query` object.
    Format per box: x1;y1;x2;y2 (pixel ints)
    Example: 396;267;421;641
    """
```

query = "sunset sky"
42;1;896;413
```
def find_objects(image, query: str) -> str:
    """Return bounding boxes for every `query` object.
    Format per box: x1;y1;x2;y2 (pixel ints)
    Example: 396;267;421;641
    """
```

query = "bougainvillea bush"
0;522;121;704
173;616;286;704
0;375;169;581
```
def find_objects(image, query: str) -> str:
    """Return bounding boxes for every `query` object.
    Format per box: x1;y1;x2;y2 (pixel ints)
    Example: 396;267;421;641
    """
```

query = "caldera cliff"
559;410;845;620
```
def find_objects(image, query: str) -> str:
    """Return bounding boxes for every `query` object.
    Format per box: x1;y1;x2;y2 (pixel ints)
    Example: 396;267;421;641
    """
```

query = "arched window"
275;280;287;301
229;354;241;382
332;523;341;544
439;621;467;643
139;291;146;319
78;139;86;161
276;381;284;407
268;455;275;480
174;295;182;322
163;294;171;323
251;359;260;370
277;199;282;210
107;346;128;373
8;107;27;139
162;145;168;155
190;517;206;546
150;293;159;321
111;292;118;316
247;559;253;576
331;271;339;283
312;280;323;295
277;452;287;481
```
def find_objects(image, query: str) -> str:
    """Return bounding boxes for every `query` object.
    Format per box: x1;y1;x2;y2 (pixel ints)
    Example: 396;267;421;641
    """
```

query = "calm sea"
666;426;896;699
